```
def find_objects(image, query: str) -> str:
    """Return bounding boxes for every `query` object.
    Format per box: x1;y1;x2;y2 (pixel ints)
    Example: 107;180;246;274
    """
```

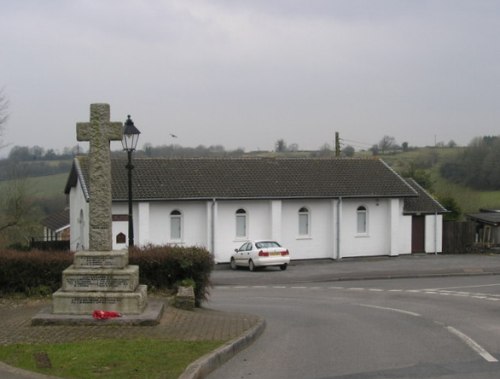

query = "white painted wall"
281;200;334;260
340;199;388;257
214;200;272;262
425;213;443;253
68;183;89;251
111;203;128;250
69;176;426;260
339;199;412;258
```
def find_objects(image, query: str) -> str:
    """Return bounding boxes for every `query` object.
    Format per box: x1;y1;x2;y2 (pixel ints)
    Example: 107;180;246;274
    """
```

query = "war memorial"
32;104;164;325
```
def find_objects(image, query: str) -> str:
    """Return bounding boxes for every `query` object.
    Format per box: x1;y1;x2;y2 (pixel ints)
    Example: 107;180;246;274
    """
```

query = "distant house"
41;209;70;242
65;157;446;262
31;209;70;251
467;209;500;246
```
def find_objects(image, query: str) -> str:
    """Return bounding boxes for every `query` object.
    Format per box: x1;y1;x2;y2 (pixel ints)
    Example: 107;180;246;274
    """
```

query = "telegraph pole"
335;132;340;157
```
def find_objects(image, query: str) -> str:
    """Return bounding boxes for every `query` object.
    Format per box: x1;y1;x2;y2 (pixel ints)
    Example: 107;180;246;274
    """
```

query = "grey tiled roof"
67;157;419;201
403;178;447;214
42;209;70;231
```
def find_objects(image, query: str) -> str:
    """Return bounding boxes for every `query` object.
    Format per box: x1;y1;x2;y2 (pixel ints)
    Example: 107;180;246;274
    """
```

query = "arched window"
357;206;367;234
170;210;182;240
116;232;126;244
235;208;247;238
298;207;310;236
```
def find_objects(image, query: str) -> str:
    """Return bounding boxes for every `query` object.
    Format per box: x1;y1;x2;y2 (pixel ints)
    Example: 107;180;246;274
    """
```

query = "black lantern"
122;115;141;151
122;115;141;247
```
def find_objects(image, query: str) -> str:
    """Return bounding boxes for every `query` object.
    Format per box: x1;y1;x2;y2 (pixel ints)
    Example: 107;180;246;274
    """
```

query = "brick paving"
0;296;261;346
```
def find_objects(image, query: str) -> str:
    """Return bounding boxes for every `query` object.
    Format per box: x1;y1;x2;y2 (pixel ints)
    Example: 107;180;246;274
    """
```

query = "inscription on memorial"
83;256;115;267
71;297;121;305
66;275;130;289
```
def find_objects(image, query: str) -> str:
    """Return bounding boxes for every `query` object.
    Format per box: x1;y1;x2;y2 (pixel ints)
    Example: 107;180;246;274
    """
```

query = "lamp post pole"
126;149;134;247
121;115;141;248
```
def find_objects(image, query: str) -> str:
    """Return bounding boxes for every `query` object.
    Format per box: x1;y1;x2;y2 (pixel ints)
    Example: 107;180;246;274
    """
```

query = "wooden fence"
442;221;476;254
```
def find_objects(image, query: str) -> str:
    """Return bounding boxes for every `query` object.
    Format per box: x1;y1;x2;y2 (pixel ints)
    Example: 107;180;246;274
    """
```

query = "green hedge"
0;249;72;296
0;245;214;306
129;245;214;306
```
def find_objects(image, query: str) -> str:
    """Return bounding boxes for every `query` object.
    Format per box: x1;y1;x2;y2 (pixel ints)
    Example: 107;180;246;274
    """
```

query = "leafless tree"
0;88;9;150
0;170;42;247
378;135;398;153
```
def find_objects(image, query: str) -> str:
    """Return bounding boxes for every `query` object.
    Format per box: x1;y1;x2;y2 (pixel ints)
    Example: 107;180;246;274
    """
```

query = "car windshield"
255;241;281;249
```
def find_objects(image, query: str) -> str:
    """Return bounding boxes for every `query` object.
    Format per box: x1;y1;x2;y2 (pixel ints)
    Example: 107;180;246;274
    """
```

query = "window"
116;232;126;244
235;209;247;238
170;210;182;240
298;207;310;236
357;206;367;234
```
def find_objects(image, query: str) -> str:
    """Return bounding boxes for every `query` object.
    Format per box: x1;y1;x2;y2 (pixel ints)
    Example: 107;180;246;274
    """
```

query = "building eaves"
403;178;447;215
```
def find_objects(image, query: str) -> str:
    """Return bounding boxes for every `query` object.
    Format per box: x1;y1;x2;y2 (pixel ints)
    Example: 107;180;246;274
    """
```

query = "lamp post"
121;115;141;247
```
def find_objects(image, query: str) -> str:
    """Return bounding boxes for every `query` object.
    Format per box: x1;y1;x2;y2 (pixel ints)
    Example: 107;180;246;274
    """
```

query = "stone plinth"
52;285;147;315
33;249;162;321
74;250;128;269
62;265;139;292
175;286;195;311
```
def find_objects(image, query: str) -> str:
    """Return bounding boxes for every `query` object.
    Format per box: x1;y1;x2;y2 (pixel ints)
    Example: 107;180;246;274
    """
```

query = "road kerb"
179;317;266;379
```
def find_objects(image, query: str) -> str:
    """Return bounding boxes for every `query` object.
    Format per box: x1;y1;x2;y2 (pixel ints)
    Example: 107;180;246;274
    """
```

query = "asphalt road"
206;274;500;379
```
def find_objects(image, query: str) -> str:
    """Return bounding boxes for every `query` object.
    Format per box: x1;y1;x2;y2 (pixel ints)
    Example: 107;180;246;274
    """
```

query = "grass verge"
0;338;223;379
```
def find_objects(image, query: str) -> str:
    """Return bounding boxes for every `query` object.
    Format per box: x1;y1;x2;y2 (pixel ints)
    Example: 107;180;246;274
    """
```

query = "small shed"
467;209;500;246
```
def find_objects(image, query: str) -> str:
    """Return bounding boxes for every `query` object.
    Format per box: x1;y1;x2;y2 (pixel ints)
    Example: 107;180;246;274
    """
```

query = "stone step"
52;285;148;315
62;265;139;292
73;250;129;269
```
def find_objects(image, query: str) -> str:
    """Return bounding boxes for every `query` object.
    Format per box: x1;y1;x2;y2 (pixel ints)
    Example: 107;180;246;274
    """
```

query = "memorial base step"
74;250;128;269
52;285;147;315
32;299;164;326
62;265;139;292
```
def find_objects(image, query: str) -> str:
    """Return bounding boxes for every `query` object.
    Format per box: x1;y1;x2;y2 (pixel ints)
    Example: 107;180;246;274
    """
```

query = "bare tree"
275;139;287;152
378;135;398;153
0;88;9;150
0;164;42;247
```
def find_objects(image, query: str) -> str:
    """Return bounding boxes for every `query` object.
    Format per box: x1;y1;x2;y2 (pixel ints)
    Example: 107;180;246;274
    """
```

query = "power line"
339;137;373;148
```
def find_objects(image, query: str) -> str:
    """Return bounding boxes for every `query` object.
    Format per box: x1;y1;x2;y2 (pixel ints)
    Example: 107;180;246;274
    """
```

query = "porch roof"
467;212;500;226
403;178;448;215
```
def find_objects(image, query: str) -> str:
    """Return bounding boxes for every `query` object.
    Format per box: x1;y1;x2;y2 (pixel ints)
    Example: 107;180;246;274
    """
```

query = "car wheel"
280;263;288;271
249;260;256;272
230;258;237;270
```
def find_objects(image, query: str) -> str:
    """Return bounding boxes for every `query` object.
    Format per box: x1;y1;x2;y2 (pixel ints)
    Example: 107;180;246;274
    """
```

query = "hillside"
380;147;500;215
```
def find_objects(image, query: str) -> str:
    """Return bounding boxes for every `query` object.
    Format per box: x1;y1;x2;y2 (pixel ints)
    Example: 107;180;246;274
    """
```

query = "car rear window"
256;241;281;248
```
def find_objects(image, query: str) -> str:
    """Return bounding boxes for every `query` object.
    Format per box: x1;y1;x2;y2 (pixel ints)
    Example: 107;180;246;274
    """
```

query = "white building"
65;157;446;262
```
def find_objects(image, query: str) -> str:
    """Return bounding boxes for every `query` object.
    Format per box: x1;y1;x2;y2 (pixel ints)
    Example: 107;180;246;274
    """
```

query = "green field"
380;147;500;215
0;173;68;199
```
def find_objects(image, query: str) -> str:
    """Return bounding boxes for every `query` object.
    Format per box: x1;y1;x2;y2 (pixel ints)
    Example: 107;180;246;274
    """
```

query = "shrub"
129;245;214;307
0;249;73;295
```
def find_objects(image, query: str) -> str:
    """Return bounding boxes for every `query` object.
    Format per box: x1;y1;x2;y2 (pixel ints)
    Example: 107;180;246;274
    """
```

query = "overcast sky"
1;0;499;155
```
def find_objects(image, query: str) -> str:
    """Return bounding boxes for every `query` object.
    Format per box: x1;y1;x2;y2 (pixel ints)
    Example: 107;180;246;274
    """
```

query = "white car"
230;240;290;271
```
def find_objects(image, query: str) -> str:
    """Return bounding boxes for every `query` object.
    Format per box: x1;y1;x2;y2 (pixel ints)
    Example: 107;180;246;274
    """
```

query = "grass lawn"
0;338;223;379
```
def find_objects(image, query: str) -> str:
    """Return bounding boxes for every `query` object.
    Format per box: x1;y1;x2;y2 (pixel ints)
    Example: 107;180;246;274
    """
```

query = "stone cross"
77;104;123;251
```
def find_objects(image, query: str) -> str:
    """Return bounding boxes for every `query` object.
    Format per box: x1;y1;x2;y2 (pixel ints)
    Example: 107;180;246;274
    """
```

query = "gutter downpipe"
434;211;438;255
211;198;216;257
336;197;342;260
